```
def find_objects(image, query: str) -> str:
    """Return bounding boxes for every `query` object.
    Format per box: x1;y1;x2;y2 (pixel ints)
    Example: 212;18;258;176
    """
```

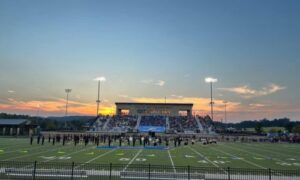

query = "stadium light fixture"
205;77;218;83
94;76;106;116
94;77;106;82
205;77;218;121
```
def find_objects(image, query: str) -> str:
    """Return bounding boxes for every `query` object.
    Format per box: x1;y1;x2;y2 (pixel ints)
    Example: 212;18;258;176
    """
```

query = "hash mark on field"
123;149;143;172
210;147;267;169
168;150;176;173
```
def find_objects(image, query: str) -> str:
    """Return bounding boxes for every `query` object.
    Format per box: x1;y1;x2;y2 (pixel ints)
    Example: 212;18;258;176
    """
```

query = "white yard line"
167;150;176;173
219;144;285;176
75;149;116;169
43;146;95;163
188;146;228;174
222;144;288;164
21;146;95;169
249;143;300;157
123;149;143;172
210;147;267;169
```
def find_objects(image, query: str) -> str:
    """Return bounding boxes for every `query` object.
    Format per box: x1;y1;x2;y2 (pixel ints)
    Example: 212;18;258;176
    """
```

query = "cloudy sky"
0;0;300;122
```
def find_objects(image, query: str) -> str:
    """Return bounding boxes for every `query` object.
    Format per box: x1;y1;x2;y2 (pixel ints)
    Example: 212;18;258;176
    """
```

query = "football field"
1;137;300;170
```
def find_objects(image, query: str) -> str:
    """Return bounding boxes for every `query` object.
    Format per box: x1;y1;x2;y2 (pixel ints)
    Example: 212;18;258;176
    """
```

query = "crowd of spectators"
106;115;138;132
140;116;166;127
169;116;199;133
89;115;215;134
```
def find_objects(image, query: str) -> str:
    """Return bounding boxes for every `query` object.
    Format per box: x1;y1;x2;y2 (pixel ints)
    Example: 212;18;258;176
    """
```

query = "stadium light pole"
94;76;106;116
205;77;218;121
36;104;41;117
65;89;72;116
223;101;228;128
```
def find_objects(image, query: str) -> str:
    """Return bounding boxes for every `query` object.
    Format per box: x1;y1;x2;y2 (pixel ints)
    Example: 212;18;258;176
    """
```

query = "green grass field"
1;137;300;171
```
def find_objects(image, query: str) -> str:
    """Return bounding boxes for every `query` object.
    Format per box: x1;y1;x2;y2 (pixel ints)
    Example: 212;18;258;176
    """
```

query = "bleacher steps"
195;116;204;132
135;115;141;130
103;117;111;130
166;117;170;130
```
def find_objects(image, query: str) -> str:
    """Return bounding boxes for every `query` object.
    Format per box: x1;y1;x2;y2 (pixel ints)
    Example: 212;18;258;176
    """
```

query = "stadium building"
115;102;193;116
88;102;215;135
0;119;38;136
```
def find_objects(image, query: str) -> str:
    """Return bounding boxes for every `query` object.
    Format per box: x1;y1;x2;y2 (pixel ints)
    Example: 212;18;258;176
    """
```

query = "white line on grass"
221;143;288;164
75;149;116;169
123;149;143;172
222;144;286;176
247;143;300;157
22;146;96;169
210;147;267;169
168;150;176;173
188;146;228;174
43;146;95;163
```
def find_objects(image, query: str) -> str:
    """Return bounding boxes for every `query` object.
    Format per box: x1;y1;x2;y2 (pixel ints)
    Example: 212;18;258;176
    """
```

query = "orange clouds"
1;96;299;122
0;98;114;116
219;84;286;98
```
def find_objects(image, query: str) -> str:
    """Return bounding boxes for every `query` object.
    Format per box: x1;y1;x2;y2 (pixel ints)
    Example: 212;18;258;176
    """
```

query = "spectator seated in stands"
106;115;138;132
140;116;166;127
169;116;199;133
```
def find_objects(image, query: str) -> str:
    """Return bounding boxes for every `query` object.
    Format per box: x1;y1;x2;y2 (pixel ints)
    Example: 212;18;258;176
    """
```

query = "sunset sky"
1;0;300;122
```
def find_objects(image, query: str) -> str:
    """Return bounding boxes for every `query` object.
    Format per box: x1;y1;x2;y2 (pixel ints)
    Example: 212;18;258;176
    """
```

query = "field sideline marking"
75;149;116;169
210;146;267;169
188;146;228;174
123;149;143;172
168;150;176;173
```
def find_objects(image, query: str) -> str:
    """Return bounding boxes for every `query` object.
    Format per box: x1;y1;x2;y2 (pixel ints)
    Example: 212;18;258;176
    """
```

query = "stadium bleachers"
89;115;214;134
140;116;166;127
169;116;199;133
89;116;111;131
106;115;138;132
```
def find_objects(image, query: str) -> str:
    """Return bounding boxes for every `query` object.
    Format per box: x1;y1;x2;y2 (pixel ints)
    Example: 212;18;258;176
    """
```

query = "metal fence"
0;161;299;180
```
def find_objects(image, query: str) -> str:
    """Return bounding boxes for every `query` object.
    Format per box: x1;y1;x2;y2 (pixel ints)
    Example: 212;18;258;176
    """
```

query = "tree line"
0;113;93;131
215;117;300;134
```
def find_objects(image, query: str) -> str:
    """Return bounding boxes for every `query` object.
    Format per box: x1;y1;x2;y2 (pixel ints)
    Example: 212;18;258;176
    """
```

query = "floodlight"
94;77;106;82
205;77;218;83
